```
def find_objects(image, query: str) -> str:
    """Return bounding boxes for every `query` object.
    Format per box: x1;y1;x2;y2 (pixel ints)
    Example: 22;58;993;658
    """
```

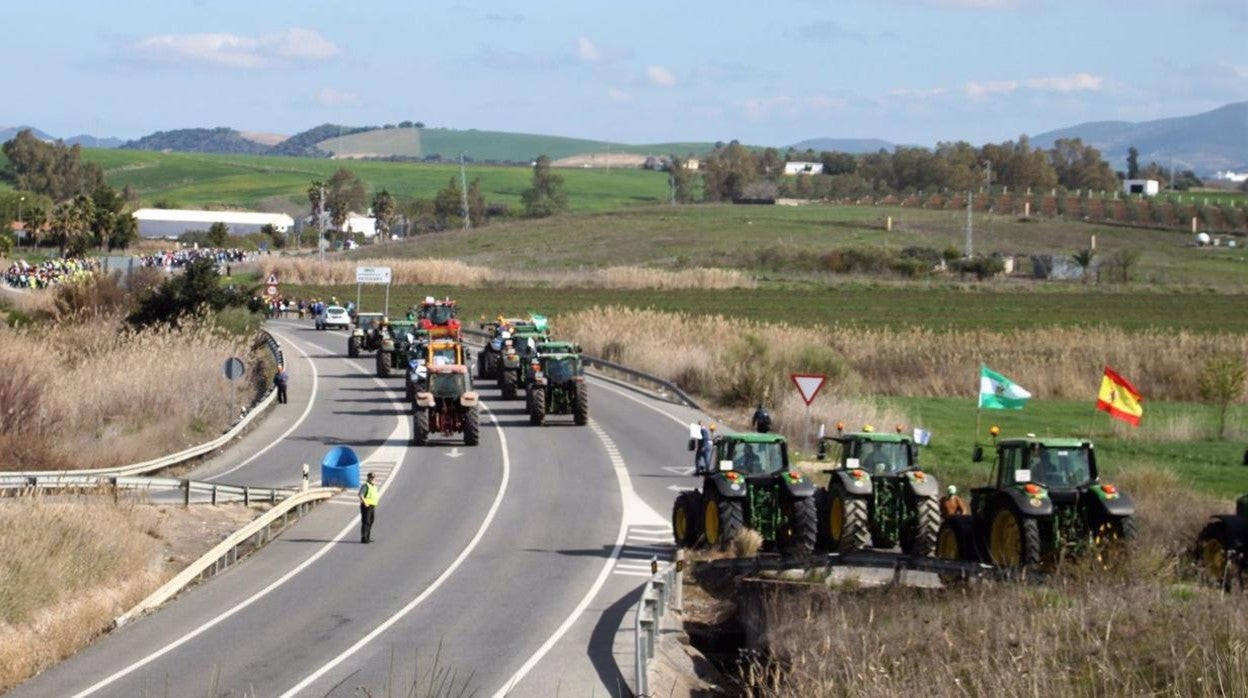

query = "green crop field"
81;148;670;213
318;126;715;162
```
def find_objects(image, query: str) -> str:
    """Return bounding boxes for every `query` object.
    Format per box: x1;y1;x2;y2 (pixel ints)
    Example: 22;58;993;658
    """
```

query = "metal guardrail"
0;473;297;504
633;554;684;698
114;486;338;628
462;328;701;410
2;330;284;480
694;548;1014;582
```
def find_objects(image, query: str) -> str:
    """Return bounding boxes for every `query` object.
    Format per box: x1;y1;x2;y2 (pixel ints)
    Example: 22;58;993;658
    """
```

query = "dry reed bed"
0;498;162;692
558;307;1248;404
0;317;262;470
253;258;756;290
739;467;1246;697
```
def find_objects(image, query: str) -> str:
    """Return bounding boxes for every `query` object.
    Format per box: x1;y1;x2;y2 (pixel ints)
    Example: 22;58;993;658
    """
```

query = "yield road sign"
791;374;827;406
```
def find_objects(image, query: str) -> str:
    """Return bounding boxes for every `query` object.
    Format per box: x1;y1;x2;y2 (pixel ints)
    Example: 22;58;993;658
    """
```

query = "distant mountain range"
3;101;1244;173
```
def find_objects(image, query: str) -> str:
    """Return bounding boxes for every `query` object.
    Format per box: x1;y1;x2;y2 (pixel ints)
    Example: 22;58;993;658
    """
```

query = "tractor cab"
819;430;918;476
417;297;461;335
974;437;1097;515
714;434;788;477
426;364;472;398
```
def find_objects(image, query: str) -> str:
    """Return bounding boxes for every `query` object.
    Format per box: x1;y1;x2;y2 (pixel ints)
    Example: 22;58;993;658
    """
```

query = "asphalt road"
12;319;701;697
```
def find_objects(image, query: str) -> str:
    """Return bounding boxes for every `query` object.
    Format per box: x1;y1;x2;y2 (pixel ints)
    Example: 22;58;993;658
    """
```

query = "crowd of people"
136;248;252;270
262;297;353;319
3;258;100;289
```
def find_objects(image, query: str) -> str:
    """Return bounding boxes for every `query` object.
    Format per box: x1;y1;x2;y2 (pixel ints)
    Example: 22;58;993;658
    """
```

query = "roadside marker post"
791;373;828;454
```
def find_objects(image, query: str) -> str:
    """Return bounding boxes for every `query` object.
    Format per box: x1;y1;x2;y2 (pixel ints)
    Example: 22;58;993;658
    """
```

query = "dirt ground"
150;502;270;569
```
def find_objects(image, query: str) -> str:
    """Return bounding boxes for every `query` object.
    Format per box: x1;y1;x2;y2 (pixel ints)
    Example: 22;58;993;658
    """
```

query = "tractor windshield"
731;441;784;475
425;306;455;325
544;357;579;382
1029;446;1092;488
857;441;911;474
431;347;458;365
429;373;464;398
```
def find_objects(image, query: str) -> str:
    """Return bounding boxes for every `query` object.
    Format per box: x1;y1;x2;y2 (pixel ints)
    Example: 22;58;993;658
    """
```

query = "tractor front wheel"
672;491;703;547
573;382;589;426
989;508;1041;569
463;405;480;446
348;336;360;358
825;489;870;553
703;493;744;548
376;351;391;378
412;409;429;446
936;515;976;584
405;379;415;403
902;496;942;557
501;371;517;400
528;387;546;426
477;353;486;380
781;496;818;558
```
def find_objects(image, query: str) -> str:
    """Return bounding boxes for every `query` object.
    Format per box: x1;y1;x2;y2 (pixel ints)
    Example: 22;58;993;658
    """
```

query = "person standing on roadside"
359;472;379;543
274;364;289;404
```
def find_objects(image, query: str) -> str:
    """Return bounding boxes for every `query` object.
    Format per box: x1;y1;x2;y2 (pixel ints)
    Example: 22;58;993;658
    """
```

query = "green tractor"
1193;448;1248;590
477;318;524;380
937;435;1137;570
498;322;549;400
348;312;384;358
524;342;588;426
815;427;942;556
375;320;421;378
671;433;818;557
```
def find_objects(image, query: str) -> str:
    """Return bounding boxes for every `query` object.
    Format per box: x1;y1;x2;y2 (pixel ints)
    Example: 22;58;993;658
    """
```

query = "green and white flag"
978;364;1031;410
528;313;548;332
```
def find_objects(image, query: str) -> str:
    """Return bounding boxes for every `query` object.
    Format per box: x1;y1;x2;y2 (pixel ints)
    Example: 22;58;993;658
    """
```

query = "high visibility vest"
361;482;379;507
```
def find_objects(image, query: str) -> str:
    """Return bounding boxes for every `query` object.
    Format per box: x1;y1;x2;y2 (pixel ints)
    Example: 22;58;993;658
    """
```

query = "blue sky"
5;0;1246;147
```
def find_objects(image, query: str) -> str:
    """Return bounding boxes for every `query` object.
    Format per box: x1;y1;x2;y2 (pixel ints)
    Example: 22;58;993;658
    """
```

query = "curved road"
13;319;703;697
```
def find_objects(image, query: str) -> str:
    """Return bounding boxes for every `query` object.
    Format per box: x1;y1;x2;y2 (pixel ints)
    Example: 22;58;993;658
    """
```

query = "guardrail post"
643;593;658;658
674;549;685;611
634;604;648;698
243;486;250;507
182;479;190;507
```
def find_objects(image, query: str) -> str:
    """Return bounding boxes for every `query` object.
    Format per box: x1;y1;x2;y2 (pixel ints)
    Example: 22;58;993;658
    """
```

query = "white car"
321;306;351;331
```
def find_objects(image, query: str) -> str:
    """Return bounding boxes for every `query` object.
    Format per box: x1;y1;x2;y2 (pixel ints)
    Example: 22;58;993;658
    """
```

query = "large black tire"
672;491;703;547
936;515;977;584
529;387;546;426
902;496;942;557
463;406;480;446
348;336;360;358
376;351;391;378
573;382;589;426
825;489;870;553
989;508;1041;569
1196;521;1241;591
501;370;517;400
477;353;486;380
411;409;429;446
405;379;415;403
703;493;745;548
780;496;818;558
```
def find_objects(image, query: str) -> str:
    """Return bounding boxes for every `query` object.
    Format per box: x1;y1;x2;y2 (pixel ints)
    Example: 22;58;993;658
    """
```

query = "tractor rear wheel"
348;336;360;358
825;489;870;553
529;387;546;426
672;491;703;547
477;353;486;379
376;351;391;378
405;379;415;403
412;409;429;446
501;371;517;400
463;405;480;446
703;493;744;548
989;508;1041;569
574;382;589;425
936;515;976;584
902;496;941;557
781;496;818;557
1196;521;1237;591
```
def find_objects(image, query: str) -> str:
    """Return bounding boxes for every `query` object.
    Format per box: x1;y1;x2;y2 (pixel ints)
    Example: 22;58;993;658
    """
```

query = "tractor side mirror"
909;443;919;463
972;445;984;462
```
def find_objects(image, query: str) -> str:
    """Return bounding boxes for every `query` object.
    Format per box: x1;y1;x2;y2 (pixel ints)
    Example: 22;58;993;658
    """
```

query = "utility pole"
965;191;974;258
459;153;470;230
318;183;326;261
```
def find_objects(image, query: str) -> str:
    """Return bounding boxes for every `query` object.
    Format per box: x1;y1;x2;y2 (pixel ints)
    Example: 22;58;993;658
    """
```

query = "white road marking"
277;404;511;697
590;378;693;429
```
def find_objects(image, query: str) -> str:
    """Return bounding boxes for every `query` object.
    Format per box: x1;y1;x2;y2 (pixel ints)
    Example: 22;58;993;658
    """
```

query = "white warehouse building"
132;209;295;239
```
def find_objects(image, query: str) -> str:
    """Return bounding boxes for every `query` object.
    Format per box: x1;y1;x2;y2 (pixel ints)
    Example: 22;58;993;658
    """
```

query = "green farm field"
318;126;714;162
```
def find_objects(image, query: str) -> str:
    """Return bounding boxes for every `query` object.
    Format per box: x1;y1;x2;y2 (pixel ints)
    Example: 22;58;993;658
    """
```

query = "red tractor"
411;364;480;446
416;296;462;338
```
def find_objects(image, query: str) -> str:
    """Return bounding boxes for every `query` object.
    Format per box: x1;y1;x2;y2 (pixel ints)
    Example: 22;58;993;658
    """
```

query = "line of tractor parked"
344;300;588;446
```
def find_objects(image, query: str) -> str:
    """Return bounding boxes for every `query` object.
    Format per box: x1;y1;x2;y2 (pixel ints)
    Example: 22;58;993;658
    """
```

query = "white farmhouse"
1122;179;1160;196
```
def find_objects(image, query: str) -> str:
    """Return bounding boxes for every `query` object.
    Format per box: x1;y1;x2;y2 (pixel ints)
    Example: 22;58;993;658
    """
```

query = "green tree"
325;168;366;230
1;129;105;200
669;158;698;203
1197;354;1246;440
1071;248;1096;283
433;176;463;227
50;195;95;257
111;213;138;250
129;257;255;328
520;155;568;217
206;221;231;248
371;189;396;240
1105;248;1141;283
90;184;128;251
1126;147;1140;179
466;177;487;226
701;142;757;201
307;180;325;227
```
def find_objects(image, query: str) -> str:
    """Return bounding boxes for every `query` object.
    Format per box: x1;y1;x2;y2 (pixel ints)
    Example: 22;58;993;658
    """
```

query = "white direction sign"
356;266;392;284
791;373;828;406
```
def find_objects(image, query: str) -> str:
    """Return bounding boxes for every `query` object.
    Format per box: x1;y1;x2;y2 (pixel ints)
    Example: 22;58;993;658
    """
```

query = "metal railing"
0;473;297;504
633;553;684;697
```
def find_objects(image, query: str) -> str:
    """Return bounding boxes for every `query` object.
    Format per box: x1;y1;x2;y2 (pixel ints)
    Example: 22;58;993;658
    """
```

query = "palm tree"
1071;248;1096;284
307;181;325;226
50;195;95;257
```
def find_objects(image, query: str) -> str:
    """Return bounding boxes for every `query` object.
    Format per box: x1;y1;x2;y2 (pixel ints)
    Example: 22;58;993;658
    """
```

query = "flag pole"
1087;364;1105;439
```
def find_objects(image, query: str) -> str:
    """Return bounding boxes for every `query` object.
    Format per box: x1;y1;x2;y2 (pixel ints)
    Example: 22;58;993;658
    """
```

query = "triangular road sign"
266;273;279;285
791;373;827;406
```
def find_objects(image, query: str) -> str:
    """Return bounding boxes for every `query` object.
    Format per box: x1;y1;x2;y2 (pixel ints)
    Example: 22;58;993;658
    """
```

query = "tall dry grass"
253;258;756;290
0;315;265;471
0;498;162;691
738;466;1245;697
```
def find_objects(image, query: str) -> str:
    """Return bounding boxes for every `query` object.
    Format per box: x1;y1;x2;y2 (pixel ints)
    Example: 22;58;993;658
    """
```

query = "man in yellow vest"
359;472;379;543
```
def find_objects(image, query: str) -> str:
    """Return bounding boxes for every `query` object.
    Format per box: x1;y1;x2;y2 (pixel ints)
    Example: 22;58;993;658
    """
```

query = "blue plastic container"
321;446;361;489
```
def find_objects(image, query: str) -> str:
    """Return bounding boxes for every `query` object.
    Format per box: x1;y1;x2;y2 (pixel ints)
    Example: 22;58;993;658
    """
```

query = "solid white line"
612;571;655;578
277;404;512;697
69;371;410;698
490;420;630;698
590;377;693;429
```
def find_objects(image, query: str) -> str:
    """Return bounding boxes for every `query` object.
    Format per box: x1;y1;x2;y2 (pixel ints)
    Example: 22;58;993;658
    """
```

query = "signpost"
264;272;280;301
223;357;246;424
791;373;828;454
355;266;393;316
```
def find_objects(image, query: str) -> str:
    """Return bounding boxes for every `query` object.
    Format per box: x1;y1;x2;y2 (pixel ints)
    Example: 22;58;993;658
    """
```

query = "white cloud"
317;87;361;108
1026;73;1103;92
577;37;600;63
1233;65;1248;80
607;87;631;102
964;80;1019;99
807;95;847;111
129;28;341;69
647;65;677;87
888;87;948;98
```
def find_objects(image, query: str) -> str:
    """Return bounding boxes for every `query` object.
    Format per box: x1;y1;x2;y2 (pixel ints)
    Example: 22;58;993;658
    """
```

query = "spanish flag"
1096;366;1143;426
